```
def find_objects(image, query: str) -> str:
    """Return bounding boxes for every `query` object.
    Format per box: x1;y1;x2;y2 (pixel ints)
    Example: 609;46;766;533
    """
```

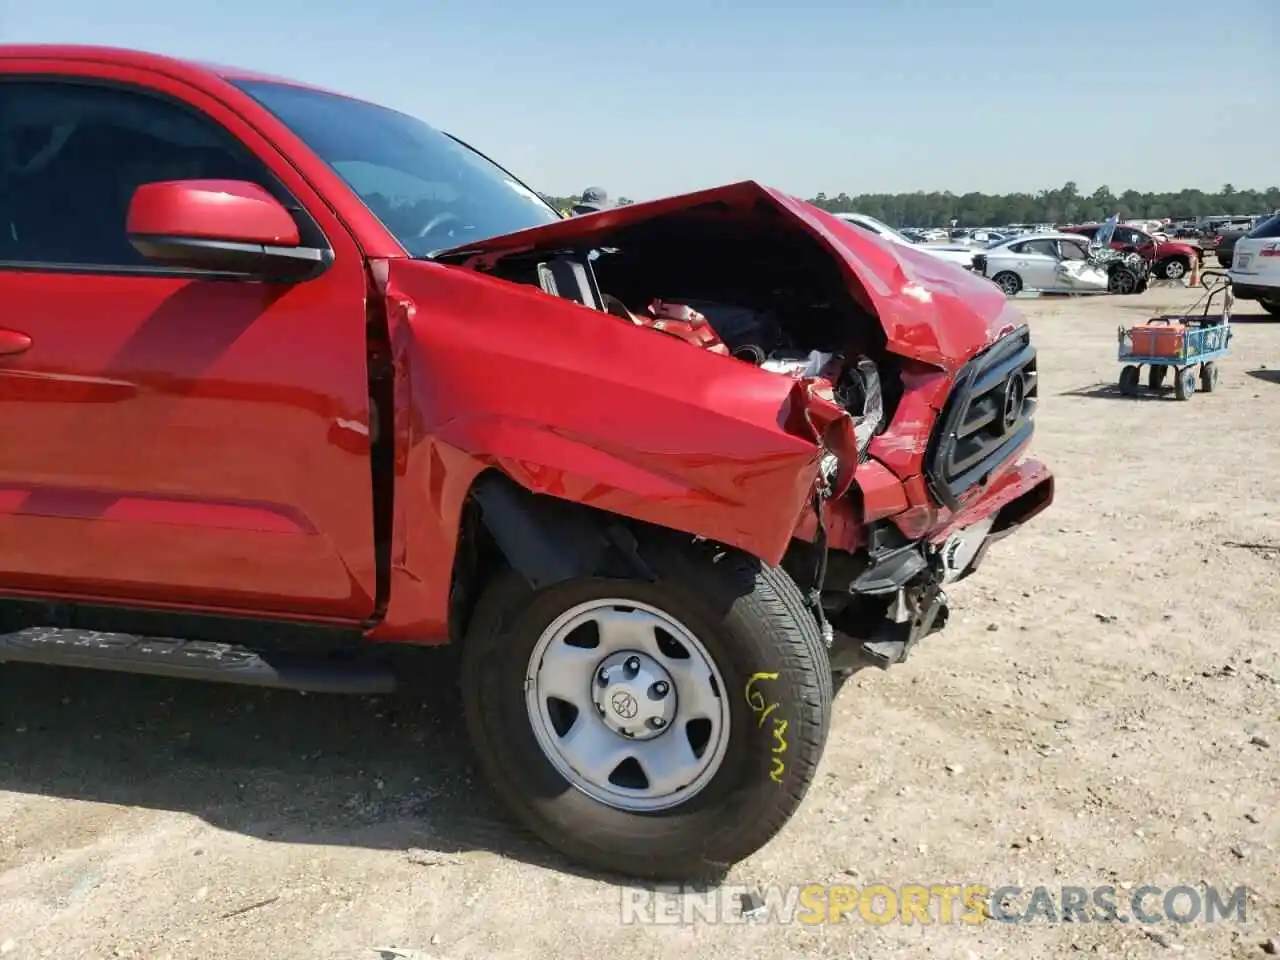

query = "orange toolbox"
1128;321;1186;358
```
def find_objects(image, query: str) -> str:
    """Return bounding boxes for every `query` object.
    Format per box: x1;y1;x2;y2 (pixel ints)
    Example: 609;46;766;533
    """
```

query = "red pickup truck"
0;45;1053;880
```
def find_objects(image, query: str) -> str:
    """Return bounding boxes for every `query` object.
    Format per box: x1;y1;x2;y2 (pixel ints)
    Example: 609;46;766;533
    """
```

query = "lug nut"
597;668;610;685
625;656;640;673
650;717;666;729
652;681;669;697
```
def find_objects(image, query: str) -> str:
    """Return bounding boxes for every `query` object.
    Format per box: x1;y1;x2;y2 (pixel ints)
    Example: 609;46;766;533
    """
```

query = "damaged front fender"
378;258;855;570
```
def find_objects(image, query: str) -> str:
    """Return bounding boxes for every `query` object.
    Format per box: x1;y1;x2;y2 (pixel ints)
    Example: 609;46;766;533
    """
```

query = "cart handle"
1200;268;1230;289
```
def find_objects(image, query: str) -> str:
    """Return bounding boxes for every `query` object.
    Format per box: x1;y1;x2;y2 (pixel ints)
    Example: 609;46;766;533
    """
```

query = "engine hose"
809;489;833;648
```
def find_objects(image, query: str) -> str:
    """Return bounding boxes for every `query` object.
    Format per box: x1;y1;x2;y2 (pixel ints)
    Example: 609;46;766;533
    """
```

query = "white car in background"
1228;212;1280;316
832;213;979;270
969;229;1012;244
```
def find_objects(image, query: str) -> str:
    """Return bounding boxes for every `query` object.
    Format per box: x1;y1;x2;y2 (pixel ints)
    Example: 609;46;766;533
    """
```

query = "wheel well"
446;471;665;644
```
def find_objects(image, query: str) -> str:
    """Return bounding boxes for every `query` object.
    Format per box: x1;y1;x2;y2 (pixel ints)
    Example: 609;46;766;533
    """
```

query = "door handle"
0;329;32;356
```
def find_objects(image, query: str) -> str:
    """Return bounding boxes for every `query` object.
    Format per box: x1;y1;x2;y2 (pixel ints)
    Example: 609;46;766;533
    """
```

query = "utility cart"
1117;271;1234;400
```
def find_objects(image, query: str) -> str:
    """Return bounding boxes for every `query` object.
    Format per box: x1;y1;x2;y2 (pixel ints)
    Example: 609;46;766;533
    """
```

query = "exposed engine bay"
443;211;905;462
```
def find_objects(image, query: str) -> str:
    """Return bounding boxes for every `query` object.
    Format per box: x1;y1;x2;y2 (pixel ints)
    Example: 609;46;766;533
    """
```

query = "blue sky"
2;0;1276;200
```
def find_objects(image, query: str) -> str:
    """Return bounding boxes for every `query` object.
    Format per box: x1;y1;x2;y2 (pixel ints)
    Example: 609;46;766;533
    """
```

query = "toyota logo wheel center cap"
593;650;677;740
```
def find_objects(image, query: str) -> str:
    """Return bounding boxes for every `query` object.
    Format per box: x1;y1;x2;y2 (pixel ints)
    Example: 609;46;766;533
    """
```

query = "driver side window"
0;79;277;268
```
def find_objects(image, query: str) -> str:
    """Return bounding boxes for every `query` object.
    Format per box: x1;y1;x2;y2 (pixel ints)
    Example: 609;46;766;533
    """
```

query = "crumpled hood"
440;180;1021;373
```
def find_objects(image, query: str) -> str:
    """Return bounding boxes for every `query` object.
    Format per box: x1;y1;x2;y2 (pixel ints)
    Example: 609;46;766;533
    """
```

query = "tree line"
544;183;1278;227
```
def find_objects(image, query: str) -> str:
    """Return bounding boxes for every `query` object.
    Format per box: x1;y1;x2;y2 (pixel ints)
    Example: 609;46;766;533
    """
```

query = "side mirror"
127;180;330;281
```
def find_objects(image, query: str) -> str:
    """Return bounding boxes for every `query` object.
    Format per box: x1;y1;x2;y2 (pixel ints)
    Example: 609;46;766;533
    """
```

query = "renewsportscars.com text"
620;883;1249;926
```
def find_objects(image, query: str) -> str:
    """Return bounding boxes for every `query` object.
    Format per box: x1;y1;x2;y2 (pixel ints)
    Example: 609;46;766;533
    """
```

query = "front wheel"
1262;300;1280;316
1159;257;1189;281
461;540;832;881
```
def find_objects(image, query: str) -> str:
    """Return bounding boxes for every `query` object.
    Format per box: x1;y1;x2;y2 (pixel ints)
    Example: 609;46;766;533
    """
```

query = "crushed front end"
429;180;1054;668
804;323;1054;672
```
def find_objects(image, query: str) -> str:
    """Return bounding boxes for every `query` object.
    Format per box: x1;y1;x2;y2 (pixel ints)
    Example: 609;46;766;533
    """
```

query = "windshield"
233;80;561;256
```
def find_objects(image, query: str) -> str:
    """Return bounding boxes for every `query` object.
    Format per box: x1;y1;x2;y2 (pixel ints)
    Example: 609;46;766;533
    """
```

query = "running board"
0;627;396;694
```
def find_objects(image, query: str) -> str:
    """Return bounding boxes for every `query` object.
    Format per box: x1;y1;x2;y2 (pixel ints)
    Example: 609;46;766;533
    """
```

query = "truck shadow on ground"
0;655;661;886
1247;369;1280;385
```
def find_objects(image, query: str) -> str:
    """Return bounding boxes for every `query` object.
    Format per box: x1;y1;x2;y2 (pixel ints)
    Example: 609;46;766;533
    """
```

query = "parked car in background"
1124;219;1166;235
1206;215;1260;235
832;213;980;269
1228;212;1280;315
972;223;1148;296
969;229;1012;244
974;234;1108;296
1215;226;1253;269
1062;222;1203;281
1163;221;1200;239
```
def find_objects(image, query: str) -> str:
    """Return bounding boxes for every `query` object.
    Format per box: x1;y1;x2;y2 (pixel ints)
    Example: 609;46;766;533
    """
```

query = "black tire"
1158;257;1189;281
992;271;1022;296
1200;361;1219;392
1262;300;1280;316
460;538;832;881
1148;365;1166;390
1109;267;1138;295
1119;364;1140;395
1175;366;1196;401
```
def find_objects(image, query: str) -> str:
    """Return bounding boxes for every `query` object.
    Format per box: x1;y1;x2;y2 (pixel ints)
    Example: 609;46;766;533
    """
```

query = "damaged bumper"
827;458;1054;671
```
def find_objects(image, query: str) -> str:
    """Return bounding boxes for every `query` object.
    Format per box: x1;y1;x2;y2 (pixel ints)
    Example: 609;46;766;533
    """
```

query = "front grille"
925;326;1037;509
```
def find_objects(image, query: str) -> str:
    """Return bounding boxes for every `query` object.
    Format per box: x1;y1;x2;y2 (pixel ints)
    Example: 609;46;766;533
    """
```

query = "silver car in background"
974;232;1116;296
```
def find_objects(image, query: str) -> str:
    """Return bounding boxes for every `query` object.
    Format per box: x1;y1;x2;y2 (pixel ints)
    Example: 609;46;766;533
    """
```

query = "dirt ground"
1;284;1277;960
